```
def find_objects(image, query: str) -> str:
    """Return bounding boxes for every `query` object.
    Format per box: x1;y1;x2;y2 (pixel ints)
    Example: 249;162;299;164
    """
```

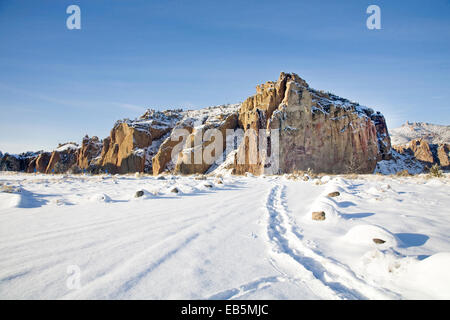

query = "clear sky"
0;0;449;154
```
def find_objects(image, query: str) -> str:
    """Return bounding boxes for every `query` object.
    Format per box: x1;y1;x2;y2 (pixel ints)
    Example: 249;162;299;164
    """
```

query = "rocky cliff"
99;110;182;174
388;122;450;171
0;72;405;175
0;151;39;172
233;72;391;174
77;136;102;170
392;138;449;170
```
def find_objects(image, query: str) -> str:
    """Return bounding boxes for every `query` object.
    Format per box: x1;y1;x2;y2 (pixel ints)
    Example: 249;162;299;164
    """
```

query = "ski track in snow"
264;184;398;300
207;276;284;300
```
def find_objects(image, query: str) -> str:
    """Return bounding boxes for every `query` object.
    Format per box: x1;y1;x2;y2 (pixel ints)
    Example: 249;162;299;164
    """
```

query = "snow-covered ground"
0;172;449;300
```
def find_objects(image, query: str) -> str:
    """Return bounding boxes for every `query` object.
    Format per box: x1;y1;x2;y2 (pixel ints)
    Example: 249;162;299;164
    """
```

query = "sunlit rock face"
100;110;181;174
393;138;450;170
77;136;102;169
233;72;391;175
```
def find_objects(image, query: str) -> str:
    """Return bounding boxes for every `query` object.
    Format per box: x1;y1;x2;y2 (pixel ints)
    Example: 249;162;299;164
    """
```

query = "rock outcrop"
152;105;240;175
77;135;102;169
45;144;79;173
1;72;405;175
393;138;450;170
27;152;51;173
100;110;181;174
233;72;391;174
151;121;194;175
0;151;40;172
0;153;24;171
437;144;450;169
174;110;239;175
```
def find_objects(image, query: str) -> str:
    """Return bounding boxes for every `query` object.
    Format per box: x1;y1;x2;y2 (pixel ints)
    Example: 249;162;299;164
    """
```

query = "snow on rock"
342;224;399;248
374;150;424;175
55;143;80;152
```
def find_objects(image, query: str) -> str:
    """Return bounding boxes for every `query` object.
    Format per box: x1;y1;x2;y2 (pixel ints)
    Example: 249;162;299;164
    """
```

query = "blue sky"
0;0;449;153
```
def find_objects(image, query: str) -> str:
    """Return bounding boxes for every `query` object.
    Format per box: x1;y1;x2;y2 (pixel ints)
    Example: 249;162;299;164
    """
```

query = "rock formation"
4;72;431;176
151;105;240;175
0;153;25;171
45;144;79;174
77;135;102;169
100;110;181;174
27;152;51;173
151;123;193;175
393;138;450;170
233;72;391;174
437;144;450;168
173;110;238;175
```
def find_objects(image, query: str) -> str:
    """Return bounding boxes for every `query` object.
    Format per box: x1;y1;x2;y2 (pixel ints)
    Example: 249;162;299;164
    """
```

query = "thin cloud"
113;103;147;113
0;83;92;109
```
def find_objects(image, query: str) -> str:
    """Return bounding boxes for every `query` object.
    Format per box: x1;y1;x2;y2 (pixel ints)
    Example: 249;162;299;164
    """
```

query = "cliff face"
0;152;38;172
77;136;102;169
393;138;450;170
1;72;399;175
151;105;240;175
99;110;182;174
234;72;391;174
25;144;79;173
27;152;51;173
173;109;239;175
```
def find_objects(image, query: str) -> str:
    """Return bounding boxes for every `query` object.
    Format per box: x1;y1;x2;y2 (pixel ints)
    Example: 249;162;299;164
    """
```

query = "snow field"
0;172;449;299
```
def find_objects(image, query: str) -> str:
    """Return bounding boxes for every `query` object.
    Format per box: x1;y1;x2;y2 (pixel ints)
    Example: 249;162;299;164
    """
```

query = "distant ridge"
390;121;450;146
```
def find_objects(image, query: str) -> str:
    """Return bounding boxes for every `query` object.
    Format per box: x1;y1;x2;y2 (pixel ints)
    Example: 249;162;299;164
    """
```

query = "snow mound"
404;252;450;299
307;197;341;223
320;175;332;183
343;224;398;248
89;193;111;203
0;192;22;209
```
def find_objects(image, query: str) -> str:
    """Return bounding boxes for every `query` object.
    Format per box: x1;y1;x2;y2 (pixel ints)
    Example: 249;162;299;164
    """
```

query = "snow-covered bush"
395;169;411;177
54;161;68;174
68;165;82;174
429;164;443;178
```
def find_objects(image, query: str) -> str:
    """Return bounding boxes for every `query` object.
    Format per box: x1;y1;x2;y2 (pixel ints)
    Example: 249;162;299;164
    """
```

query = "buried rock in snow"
343;224;398;248
135;190;144;198
312;211;326;221
328;191;340;197
170;187;179;194
90;193;111;202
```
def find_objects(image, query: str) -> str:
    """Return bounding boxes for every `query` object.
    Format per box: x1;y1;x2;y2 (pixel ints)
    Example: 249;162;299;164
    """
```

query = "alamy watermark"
66;5;81;30
366;5;381;30
168;128;280;174
65;5;381;31
66;265;81;290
